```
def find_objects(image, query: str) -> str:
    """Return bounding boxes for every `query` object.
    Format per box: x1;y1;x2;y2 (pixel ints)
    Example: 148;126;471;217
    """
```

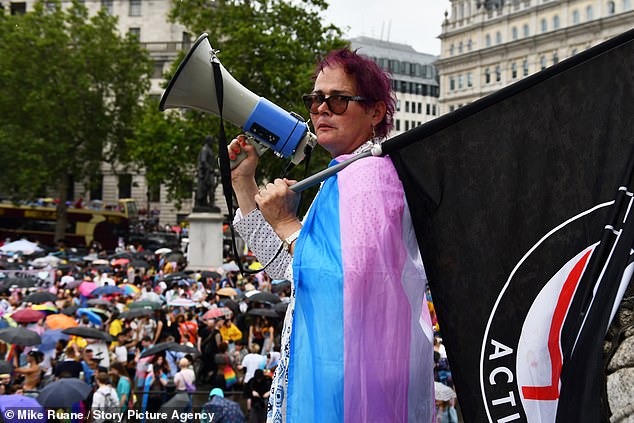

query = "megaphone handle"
230;137;269;169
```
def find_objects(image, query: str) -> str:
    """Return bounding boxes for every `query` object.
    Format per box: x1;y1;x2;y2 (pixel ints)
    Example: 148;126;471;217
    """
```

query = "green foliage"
0;0;152;200
134;0;348;205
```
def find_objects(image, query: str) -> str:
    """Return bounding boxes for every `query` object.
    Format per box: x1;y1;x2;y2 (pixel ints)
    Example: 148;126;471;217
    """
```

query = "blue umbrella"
0;394;45;423
76;308;102;326
0;317;10;329
89;285;124;296
38;329;69;352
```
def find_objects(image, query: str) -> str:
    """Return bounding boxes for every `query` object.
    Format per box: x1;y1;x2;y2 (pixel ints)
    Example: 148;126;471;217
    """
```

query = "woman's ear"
371;101;387;127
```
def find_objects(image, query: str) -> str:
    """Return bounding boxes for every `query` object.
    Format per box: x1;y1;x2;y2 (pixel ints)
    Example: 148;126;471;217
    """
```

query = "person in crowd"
14;350;42;391
53;346;82;379
109;361;133;413
219;318;242;352
239;344;266;385
173;357;196;392
198;317;222;384
141;354;169;418
213;341;236;390
228;47;435;421
201;388;246;423
247;316;265;352
91;372;120;423
244;369;271;423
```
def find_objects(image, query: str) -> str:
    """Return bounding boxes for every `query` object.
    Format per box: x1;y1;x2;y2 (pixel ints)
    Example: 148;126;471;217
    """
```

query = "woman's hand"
255;178;302;243
229;135;259;214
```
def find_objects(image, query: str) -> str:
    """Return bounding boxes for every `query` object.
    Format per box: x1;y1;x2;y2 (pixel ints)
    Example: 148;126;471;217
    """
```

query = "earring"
371;125;376;139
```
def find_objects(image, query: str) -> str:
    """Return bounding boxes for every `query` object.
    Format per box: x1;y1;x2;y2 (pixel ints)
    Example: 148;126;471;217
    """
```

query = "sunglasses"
302;93;367;115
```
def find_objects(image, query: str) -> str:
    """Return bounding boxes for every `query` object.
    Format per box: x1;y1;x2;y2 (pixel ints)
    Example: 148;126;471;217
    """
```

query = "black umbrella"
119;308;153;319
274;302;289;314
1;277;39;289
23;291;57;304
221;299;240;317
128;300;162;310
0;327;42;346
271;280;292;293
86;298;111;306
159;392;191;420
0;360;13;374
37;378;92;408
60;304;80;316
248;308;280;319
62;326;113;342
248;291;281;304
129;260;150;268
201;270;221;280
163;271;188;281
140;342;201;358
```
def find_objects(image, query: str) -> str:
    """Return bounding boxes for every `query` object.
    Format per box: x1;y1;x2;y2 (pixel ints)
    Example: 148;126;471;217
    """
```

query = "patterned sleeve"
233;208;293;280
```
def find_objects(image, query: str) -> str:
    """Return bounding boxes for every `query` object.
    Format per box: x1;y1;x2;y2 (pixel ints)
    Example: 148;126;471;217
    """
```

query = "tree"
129;0;347;210
0;0;152;243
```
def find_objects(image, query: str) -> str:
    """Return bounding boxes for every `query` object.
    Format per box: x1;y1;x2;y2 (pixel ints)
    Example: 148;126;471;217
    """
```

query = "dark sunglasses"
302;93;367;115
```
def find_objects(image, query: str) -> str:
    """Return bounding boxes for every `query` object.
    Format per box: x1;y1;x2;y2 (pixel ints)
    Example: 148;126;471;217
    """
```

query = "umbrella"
0;318;11;329
130;259;150;268
37;378;92;408
89;285;124;296
167;298;196;307
87;307;111;319
23;291;57;304
0;239;43;255
30;255;62;268
10;309;45;323
217;287;238;297
76;308;103;326
271;279;292;293
32;304;58;314
201;270;221;280
60;304;80;316
0;394;45;423
221;262;240;272
159;393;191;420
1;277;39;289
248;261;263;271
434;381;457;402
274;302;289;314
0;327;42;346
119;308;153;319
78;281;97;296
119;283;140;296
221;299;240;317
140;342;201;358
128;300;162;310
91;258;109;265
86;298;112;306
45;313;78;330
38;329;69;352
163;271;189;281
154;247;172;255
248;308;280;319
248;291;281;304
62;326;112;342
166;252;184;262
202;307;233;320
244;289;260;298
111;257;130;267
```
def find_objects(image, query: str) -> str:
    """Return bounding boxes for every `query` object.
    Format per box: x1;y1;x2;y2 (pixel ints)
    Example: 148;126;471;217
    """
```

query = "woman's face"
310;65;385;157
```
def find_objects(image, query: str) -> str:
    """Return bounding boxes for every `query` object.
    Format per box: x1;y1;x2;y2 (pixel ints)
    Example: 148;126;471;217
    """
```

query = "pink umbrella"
78;281;97;297
202;307;232;320
11;309;45;323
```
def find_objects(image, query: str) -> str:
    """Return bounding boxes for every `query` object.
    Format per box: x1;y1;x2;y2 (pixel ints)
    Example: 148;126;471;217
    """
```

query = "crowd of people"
0;235;291;422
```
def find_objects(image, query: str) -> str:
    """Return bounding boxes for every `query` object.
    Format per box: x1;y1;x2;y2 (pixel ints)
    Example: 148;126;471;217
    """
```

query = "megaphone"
159;33;316;168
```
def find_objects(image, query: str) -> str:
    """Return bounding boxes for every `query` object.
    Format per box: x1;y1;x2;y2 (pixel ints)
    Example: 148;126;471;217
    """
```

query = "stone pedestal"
186;211;224;270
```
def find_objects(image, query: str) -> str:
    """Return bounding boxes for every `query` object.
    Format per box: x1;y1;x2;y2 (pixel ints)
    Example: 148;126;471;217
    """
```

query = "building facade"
436;0;634;114
349;36;440;136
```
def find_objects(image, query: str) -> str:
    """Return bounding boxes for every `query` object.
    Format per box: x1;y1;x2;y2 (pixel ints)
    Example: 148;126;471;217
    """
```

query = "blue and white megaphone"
159;33;316;168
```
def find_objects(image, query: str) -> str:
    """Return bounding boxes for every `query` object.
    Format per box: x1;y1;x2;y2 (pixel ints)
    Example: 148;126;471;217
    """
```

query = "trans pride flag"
287;154;435;422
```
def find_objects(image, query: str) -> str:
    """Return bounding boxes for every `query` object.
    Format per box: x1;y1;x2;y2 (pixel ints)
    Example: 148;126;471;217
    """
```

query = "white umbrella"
154;247;172;255
221;262;240;272
167;298;196;307
0;239;43;255
30;255;62;268
244;289;261;298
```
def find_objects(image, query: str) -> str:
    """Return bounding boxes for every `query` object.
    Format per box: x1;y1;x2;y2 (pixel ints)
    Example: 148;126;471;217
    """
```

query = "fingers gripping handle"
229;137;269;169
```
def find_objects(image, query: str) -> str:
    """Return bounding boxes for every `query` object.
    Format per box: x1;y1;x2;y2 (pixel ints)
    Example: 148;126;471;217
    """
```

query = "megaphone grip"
229;137;269;169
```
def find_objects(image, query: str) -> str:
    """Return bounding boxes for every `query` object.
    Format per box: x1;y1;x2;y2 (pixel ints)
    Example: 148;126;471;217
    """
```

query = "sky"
321;0;452;55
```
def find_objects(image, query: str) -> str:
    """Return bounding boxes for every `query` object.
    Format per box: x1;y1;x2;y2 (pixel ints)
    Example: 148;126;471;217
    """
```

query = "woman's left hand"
255;178;301;238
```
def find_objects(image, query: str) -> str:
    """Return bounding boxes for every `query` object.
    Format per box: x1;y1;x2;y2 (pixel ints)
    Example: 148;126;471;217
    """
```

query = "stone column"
186;211;224;270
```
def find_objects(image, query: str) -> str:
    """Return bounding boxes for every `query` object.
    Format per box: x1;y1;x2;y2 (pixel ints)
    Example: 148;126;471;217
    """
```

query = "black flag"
386;29;634;422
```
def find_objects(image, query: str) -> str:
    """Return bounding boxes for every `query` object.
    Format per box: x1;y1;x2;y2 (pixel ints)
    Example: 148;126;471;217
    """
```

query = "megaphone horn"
159;33;316;167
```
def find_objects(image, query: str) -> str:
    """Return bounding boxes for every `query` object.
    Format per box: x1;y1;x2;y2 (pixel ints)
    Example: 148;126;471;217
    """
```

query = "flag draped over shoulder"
385;29;634;422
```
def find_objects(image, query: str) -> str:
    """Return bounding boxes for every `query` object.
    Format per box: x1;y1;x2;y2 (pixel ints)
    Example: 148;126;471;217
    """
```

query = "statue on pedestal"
194;135;220;212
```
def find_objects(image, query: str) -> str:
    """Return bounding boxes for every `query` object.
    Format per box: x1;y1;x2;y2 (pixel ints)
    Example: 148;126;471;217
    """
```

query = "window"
417;103;422;114
523;24;530;37
607;1;615;14
458;75;464;90
485;67;491;84
395;120;400;131
540;55;547;70
405;121;410;131
129;27;141;40
540;18;547;33
512;26;518;40
101;0;113;14
553;52;559;65
553;15;560;29
10;2;26;14
148;184;160;202
511;62;518;79
405;101;410;113
449;77;455;91
572;9;580;24
396;100;401;112
118;174;132;199
485;34;491;47
625;0;632;11
90;175;103;201
467;39;473;51
458;41;463;54
495;65;501;82
129;0;141;16
523;59;529;76
152;60;163;78
586;5;593;20
496;31;502;44
426;104;431;115
432;105;437;115
467;72;473;87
